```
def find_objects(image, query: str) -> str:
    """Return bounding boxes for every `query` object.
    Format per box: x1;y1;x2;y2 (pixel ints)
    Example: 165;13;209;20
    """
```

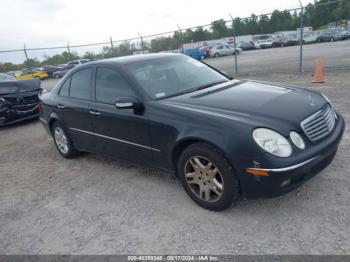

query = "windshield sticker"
155;92;166;98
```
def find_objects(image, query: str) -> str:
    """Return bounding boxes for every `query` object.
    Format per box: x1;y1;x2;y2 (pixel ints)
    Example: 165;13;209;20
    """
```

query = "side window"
59;77;70;96
95;67;135;104
70;68;93;100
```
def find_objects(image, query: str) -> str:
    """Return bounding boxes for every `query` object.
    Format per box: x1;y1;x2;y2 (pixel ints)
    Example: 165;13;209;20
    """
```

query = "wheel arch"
171;136;235;174
48;112;59;134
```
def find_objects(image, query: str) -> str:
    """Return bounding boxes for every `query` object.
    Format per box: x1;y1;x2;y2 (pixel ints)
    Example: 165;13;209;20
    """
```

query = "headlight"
253;128;292;157
290;131;305;149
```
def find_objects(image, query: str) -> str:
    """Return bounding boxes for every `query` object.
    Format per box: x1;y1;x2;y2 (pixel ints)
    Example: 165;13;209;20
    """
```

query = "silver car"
209;44;241;58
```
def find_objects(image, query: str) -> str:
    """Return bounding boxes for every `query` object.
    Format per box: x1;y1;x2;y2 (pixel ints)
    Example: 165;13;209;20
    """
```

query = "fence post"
229;14;238;75
177;25;184;52
23;43;29;63
67;41;71;59
298;0;304;73
138;33;144;54
110;37;114;49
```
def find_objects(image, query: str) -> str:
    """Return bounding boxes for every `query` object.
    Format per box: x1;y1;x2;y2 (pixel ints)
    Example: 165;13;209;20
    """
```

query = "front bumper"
0;104;40;126
235;113;345;198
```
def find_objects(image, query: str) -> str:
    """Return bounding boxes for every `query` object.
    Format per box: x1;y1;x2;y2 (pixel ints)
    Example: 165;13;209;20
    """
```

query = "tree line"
1;0;349;73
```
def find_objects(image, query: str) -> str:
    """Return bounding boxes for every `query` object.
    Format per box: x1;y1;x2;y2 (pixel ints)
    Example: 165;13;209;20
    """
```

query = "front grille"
301;104;336;142
4;95;38;105
23;95;38;103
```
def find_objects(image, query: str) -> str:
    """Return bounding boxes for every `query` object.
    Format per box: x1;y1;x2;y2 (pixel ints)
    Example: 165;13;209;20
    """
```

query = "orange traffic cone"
312;58;326;83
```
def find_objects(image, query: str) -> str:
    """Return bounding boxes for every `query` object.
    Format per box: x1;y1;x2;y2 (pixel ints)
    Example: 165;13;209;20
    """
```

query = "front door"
89;66;154;165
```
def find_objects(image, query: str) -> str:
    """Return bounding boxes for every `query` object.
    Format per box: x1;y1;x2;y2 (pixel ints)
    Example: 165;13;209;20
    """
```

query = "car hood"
161;80;326;132
0;78;41;95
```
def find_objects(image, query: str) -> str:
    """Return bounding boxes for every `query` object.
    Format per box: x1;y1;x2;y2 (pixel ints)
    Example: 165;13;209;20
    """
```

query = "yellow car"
15;68;48;80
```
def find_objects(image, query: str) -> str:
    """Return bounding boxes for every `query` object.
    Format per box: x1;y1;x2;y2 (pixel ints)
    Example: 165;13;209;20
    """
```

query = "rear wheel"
51;122;80;158
178;143;240;211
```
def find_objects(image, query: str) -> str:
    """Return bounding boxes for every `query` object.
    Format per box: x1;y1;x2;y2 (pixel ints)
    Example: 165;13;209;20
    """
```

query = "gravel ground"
0;43;349;255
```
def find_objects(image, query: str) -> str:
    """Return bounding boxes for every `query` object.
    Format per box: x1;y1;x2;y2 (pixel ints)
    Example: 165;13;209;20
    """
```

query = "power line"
0;0;345;54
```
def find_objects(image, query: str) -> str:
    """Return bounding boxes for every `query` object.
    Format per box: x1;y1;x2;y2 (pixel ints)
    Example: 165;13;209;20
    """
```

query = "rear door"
56;67;96;152
89;66;153;165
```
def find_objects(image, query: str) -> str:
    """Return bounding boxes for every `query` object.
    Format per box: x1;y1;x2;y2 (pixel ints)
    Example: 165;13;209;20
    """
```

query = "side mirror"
115;96;143;110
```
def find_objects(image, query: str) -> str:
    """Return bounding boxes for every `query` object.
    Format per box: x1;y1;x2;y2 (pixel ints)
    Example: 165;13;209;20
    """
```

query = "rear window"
69;68;93;100
59;77;70;96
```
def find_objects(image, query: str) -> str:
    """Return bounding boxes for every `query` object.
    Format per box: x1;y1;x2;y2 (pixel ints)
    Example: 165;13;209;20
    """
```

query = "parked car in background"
299;32;317;44
182;49;206;60
254;39;273;49
198;45;215;58
40;65;59;77
238;42;256;51
52;64;77;78
209;44;241;58
67;59;91;66
316;31;342;42
272;36;297;47
15;68;48;80
6;71;20;77
0;73;42;126
39;53;344;211
339;30;350;40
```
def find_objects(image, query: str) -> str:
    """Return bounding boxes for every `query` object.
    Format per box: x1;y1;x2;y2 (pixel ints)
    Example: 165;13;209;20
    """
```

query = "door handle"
57;104;65;109
89;110;100;116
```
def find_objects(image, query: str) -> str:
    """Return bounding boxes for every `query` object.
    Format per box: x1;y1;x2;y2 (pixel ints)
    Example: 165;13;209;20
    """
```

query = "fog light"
281;179;292;187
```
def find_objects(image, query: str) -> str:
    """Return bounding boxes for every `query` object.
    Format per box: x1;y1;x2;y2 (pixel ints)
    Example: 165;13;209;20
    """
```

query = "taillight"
38;103;43;113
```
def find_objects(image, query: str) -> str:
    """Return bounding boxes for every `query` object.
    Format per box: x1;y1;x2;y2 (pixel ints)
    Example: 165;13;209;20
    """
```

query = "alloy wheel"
184;156;224;202
54;127;69;154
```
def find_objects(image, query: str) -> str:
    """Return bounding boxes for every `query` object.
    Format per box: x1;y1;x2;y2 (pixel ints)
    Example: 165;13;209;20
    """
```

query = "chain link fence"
0;0;349;76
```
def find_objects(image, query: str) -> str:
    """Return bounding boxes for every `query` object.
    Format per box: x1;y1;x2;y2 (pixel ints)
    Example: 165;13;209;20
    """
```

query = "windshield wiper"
158;80;229;100
193;80;228;92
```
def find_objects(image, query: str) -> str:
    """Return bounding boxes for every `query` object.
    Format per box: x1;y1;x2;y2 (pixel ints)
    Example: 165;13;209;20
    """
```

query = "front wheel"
178;143;240;211
52;122;80;158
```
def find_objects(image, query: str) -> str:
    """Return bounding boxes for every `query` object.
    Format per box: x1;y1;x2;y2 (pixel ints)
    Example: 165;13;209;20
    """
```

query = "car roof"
85;53;182;66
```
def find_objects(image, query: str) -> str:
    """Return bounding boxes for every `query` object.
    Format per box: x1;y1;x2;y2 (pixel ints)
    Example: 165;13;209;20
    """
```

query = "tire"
54;74;60;79
214;53;220;58
330;37;334;42
51;121;80;158
177;143;240;211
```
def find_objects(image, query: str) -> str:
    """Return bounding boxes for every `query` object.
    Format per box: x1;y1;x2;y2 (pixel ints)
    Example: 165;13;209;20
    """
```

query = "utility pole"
177;24;184;52
229;14;238;75
23;43;29;62
299;0;304;73
138;33;144;54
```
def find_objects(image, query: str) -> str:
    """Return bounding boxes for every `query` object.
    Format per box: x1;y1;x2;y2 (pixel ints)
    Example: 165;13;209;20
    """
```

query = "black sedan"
39;54;345;211
0;73;42;126
52;64;76;78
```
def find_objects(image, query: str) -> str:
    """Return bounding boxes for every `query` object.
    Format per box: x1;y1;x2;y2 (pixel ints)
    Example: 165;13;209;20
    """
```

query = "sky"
0;0;314;63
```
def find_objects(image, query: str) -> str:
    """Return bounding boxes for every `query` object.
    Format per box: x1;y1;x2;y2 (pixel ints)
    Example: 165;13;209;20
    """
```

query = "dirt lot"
0;43;349;254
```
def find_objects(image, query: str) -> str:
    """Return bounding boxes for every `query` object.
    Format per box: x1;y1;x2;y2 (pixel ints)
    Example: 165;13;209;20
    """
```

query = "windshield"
125;55;228;99
0;73;16;81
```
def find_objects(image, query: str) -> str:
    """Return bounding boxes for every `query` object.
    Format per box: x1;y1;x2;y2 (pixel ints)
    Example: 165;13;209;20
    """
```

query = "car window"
0;73;16;81
59;77;71;96
126;55;228;99
95;67;135;104
69;68;93;100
